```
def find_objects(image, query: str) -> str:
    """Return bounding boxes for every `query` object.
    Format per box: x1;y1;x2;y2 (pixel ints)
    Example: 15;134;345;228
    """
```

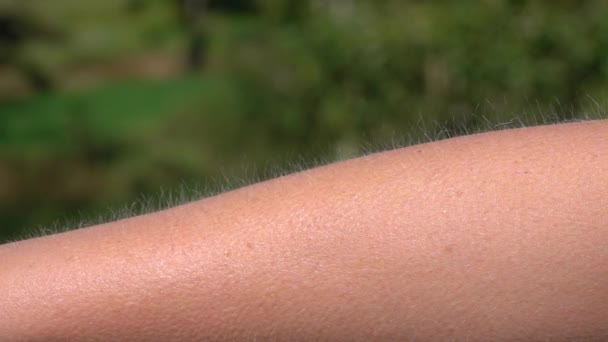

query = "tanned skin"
0;120;607;341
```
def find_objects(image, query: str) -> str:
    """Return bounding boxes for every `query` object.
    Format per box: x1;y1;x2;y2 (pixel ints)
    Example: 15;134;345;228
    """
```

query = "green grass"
0;75;214;151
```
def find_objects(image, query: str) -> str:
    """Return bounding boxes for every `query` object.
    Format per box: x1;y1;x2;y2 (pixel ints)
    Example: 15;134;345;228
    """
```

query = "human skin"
0;120;607;341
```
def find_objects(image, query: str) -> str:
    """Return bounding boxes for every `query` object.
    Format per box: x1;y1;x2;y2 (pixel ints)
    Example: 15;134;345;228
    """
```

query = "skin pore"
0;120;607;341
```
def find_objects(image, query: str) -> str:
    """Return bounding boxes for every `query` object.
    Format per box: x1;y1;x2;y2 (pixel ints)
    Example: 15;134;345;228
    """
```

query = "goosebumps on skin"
0;120;607;341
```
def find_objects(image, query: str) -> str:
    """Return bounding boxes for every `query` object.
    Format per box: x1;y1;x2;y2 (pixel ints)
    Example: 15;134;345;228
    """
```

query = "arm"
1;120;607;341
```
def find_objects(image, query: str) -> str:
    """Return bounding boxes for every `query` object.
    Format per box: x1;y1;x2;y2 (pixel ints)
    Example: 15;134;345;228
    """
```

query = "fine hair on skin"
9;106;607;243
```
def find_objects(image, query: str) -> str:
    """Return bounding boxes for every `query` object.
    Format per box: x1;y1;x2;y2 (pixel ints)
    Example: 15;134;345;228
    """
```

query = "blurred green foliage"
1;0;608;242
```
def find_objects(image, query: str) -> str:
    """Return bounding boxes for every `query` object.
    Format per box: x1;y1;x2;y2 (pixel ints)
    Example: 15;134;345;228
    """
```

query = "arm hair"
11;113;605;242
1;119;606;340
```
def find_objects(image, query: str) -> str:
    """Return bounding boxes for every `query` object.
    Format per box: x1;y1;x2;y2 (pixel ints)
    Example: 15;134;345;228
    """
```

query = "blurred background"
1;0;608;242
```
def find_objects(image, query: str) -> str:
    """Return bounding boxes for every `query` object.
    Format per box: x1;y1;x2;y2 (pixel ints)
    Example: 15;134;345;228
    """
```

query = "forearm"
1;120;607;341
